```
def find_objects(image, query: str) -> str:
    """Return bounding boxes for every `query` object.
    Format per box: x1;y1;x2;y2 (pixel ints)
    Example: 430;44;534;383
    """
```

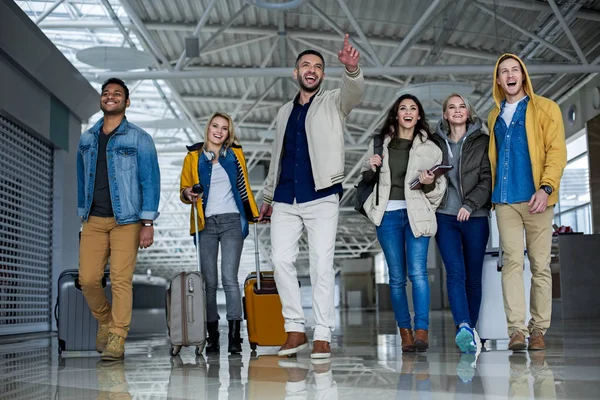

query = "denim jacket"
179;143;259;238
77;117;161;224
198;149;250;238
492;97;536;204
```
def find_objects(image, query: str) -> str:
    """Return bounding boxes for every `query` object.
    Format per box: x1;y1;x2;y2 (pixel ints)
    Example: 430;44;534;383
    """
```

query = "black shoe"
206;321;220;353
228;320;243;354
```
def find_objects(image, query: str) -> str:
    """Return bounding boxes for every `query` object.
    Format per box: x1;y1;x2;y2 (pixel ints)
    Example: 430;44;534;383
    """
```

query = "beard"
296;74;323;93
100;102;127;116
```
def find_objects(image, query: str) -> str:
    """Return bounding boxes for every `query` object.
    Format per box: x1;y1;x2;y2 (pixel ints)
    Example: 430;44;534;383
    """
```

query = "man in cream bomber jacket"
258;34;364;359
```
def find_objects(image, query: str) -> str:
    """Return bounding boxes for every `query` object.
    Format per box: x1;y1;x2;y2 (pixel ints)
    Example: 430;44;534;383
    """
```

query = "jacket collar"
292;85;325;104
90;116;128;136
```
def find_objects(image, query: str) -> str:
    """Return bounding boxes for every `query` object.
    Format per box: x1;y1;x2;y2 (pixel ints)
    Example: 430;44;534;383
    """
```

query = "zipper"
458;135;469;202
180;272;188;346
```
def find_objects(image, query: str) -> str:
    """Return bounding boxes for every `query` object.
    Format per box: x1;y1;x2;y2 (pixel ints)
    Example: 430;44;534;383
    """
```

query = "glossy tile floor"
2;309;600;399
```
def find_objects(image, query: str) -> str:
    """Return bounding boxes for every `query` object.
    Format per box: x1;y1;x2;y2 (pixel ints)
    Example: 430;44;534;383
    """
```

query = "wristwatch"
141;222;154;227
540;185;553;195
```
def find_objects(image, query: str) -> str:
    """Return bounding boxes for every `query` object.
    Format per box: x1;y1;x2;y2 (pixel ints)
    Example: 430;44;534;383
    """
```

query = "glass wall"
554;130;592;233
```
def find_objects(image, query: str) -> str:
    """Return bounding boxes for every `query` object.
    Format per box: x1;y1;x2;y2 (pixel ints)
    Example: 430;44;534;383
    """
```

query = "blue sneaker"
455;325;477;353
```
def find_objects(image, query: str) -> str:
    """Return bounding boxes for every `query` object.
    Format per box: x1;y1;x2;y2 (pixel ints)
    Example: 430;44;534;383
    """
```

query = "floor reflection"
1;311;600;399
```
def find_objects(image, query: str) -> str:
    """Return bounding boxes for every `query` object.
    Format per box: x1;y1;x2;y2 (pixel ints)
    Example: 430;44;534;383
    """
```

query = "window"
554;131;591;233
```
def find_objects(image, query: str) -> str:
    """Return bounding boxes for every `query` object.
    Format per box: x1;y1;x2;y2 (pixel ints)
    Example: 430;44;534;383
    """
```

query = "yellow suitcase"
243;271;287;350
242;224;291;350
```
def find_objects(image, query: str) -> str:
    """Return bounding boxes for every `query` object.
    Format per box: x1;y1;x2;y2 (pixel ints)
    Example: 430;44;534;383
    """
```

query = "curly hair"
376;94;432;143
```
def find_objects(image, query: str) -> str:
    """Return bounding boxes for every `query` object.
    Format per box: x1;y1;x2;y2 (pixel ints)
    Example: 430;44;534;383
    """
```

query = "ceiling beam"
87;63;600;81
385;0;443;67
547;0;588;65
470;0;578;63
35;0;66;24
173;0;219;70
38;21;501;61
336;0;383;66
475;0;600;22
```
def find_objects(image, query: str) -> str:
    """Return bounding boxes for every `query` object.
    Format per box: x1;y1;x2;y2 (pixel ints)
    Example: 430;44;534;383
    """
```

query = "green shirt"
388;137;412;200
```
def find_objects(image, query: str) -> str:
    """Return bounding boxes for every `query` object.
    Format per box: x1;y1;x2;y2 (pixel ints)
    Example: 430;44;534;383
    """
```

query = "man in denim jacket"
77;78;160;361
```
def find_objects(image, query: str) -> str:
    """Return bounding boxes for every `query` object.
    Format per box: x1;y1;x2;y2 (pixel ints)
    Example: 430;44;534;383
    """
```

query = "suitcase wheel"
195;344;205;356
250;342;257;351
170;345;181;357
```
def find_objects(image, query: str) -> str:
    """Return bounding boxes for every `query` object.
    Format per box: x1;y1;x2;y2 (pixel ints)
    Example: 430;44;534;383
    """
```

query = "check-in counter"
550;233;600;319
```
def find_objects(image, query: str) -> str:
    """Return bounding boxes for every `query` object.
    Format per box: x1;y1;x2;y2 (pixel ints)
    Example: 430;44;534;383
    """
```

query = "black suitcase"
55;269;111;354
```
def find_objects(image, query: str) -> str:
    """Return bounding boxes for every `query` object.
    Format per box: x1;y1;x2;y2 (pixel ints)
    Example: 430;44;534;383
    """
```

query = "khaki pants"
496;203;554;337
79;216;140;338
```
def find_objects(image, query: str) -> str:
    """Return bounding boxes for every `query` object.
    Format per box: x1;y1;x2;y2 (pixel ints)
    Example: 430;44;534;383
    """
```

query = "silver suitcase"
166;203;206;356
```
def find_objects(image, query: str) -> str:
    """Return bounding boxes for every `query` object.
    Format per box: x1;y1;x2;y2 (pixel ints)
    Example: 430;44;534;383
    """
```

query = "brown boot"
101;332;126;361
414;330;429;352
528;329;546;351
277;332;309;357
96;323;110;353
508;331;527;351
399;328;415;353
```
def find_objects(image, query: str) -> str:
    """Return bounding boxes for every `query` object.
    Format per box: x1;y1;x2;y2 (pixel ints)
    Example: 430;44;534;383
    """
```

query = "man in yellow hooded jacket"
488;54;566;352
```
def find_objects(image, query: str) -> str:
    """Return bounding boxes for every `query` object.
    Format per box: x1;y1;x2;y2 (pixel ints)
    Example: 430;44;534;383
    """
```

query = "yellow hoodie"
488;53;567;206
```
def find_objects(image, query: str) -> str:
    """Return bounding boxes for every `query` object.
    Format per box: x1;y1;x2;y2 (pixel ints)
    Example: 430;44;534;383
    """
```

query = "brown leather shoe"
414;330;429;352
400;328;415;353
528;329;546;351
310;340;331;359
278;332;309;357
508;331;527;351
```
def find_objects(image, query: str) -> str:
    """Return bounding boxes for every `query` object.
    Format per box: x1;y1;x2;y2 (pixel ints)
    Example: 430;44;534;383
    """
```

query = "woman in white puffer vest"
360;94;447;352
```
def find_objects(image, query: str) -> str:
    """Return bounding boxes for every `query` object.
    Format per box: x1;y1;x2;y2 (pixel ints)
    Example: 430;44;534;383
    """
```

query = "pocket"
116;147;137;171
79;144;91;154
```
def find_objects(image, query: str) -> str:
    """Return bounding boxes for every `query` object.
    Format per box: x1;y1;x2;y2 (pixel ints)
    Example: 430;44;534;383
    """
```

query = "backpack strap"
373;135;384;206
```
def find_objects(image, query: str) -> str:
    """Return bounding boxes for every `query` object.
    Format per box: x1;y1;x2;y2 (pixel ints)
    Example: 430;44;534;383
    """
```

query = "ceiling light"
76;46;154;70
246;0;307;10
396;82;474;102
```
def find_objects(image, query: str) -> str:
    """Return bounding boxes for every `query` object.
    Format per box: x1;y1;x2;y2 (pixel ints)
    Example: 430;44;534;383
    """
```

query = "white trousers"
271;195;339;342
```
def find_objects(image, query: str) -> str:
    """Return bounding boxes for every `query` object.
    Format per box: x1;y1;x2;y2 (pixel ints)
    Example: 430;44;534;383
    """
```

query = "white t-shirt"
386;200;407;211
501;95;527;127
204;162;240;218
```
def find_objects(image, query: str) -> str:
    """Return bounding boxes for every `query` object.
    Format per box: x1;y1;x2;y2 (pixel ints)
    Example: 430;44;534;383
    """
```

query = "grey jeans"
197;213;244;322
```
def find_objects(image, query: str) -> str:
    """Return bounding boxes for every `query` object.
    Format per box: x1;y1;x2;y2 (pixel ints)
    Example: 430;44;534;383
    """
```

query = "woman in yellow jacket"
180;111;259;354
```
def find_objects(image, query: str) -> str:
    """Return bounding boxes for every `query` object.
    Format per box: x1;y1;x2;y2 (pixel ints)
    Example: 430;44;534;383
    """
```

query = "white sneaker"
473;328;482;356
455;325;477;353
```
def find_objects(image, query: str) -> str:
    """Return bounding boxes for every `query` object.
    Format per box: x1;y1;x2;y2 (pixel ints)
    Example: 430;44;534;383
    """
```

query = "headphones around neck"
204;147;227;161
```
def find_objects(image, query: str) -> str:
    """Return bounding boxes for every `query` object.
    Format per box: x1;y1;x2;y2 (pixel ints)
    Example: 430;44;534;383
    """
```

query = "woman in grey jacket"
432;93;492;354
361;94;447;352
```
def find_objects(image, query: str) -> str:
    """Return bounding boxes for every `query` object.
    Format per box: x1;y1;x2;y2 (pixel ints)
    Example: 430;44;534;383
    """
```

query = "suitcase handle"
253;220;262;291
73;276;106;291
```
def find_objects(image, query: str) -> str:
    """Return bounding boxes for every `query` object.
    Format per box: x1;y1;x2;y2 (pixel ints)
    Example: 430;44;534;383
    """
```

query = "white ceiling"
16;0;600;280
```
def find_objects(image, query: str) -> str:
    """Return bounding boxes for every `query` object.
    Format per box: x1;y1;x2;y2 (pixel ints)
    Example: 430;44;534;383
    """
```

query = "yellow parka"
488;53;567;206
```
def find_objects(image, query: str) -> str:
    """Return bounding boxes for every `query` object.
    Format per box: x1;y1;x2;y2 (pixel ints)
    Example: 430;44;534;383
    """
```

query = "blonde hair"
440;93;478;133
204;111;236;150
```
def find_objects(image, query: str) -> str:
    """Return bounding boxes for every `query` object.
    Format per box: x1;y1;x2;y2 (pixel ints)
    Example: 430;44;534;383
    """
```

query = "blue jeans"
195;213;244;322
435;214;489;327
377;209;431;331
